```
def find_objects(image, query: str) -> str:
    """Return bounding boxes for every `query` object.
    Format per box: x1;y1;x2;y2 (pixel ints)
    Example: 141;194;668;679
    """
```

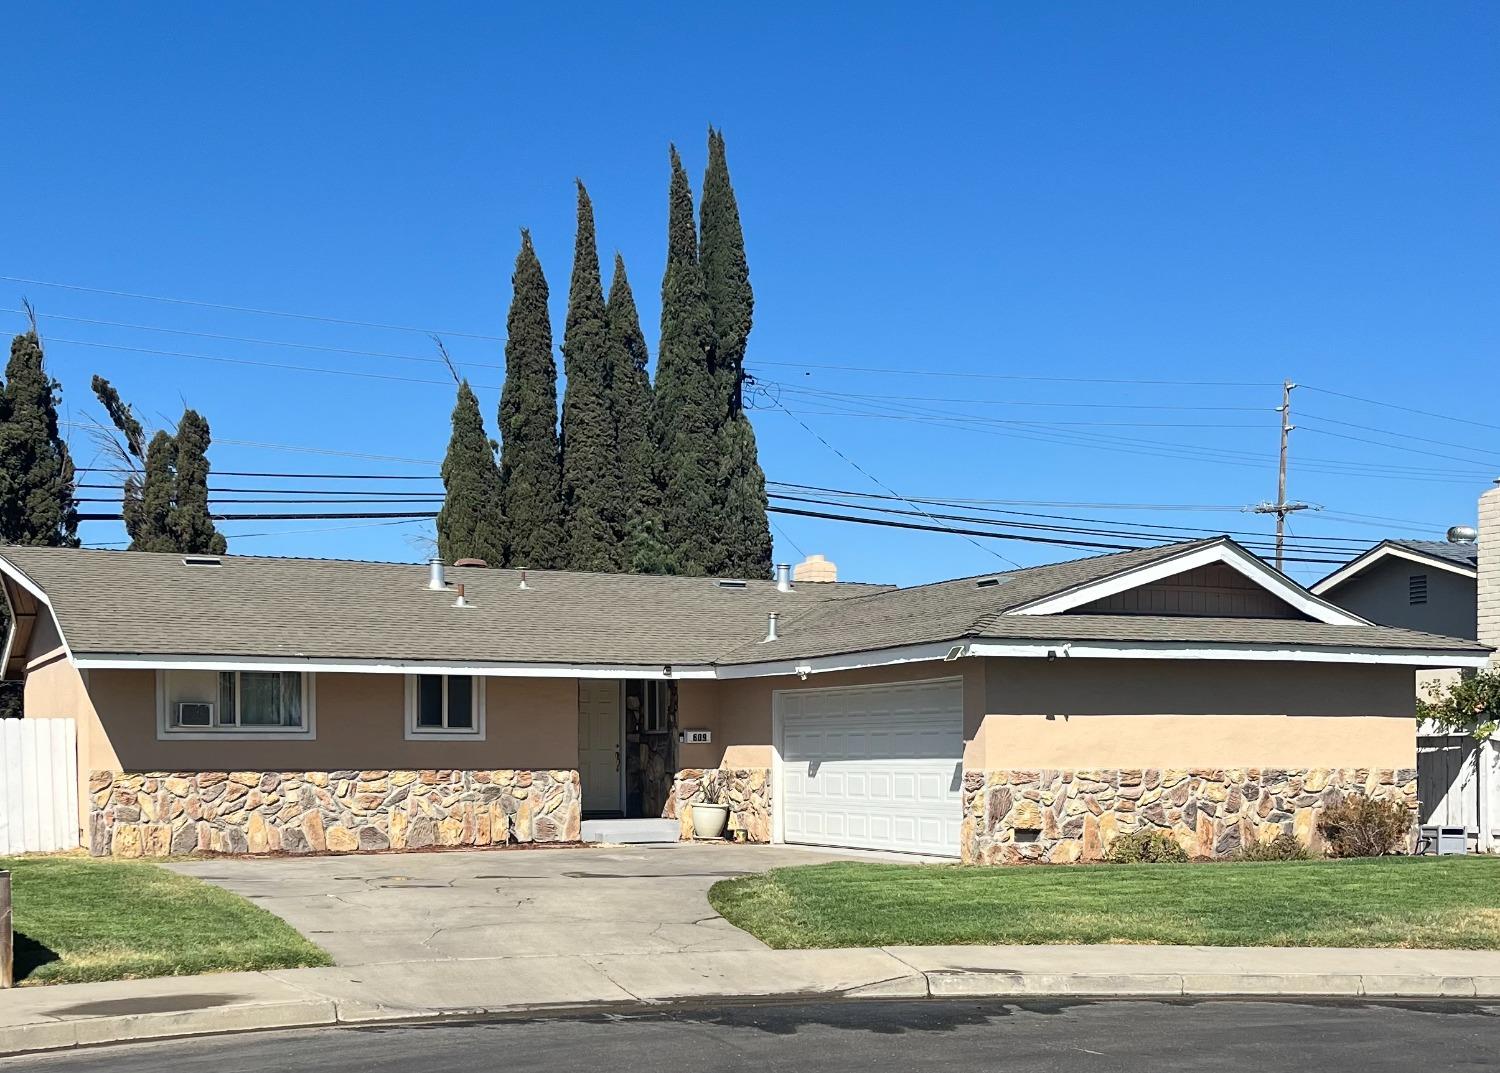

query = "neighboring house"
0;535;1487;864
1312;488;1500;852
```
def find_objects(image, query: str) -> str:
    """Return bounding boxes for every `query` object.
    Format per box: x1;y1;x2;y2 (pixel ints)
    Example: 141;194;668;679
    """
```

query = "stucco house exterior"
1;535;1487;863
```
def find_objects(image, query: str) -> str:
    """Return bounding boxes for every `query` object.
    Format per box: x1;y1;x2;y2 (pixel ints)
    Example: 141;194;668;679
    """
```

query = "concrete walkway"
6;943;1500;1057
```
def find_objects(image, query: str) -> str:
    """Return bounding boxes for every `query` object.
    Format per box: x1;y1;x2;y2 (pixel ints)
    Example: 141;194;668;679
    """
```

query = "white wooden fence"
0;719;79;855
1418;734;1500;852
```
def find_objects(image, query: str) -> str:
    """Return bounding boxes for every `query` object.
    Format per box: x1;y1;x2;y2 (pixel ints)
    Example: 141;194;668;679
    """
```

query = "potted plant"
691;774;731;840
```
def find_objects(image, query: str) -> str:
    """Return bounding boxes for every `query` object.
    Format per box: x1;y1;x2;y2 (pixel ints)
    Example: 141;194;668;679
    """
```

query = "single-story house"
1;535;1488;863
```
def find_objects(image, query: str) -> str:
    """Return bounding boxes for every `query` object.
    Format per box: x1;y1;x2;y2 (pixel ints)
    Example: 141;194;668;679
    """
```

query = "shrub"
1317;795;1411;858
1104;829;1189;864
1235;833;1314;862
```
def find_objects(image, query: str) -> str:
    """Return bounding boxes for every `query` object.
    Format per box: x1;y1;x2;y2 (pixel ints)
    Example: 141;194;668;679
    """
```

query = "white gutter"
72;653;719;680
966;640;1491;668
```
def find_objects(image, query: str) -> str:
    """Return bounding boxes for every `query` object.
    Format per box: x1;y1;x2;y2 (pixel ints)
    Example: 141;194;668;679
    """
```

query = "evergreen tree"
168;409;227;555
91;377;225;554
605;254;670;573
435;380;507;564
559;182;622;571
652;146;723;575
498;230;565;568
699;128;772;577
0;330;78;547
131;431;177;552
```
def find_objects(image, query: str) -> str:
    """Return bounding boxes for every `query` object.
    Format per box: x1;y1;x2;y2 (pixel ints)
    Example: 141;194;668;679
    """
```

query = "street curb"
4;971;1500;1058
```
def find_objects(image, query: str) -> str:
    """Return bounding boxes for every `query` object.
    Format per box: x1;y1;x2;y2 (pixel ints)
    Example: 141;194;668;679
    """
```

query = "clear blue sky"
3;4;1496;585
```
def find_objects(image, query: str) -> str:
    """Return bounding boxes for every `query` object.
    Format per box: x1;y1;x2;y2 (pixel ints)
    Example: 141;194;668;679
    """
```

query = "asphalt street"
10;998;1500;1072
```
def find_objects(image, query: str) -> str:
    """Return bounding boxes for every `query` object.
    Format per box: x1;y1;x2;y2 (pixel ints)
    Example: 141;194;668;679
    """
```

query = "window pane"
218;672;237;725
240;672;283;726
417;675;444;727
447;676;473;729
280;672;303;728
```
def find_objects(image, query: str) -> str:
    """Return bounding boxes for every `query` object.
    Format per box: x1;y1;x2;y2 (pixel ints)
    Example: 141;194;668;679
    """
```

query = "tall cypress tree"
0;326;77;717
652;146;723;575
130;431;177;552
559;182;622;571
605;254;670;573
169;409;227;555
0;330;78;548
91;377;225;554
498;230;565;568
436;381;507;565
700;128;772;577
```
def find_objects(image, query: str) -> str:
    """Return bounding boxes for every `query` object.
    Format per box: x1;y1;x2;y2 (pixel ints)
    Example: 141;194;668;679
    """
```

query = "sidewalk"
5;944;1500;1057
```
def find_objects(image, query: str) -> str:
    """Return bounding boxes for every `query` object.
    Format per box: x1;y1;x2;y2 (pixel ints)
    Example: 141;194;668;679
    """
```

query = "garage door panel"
779;679;962;858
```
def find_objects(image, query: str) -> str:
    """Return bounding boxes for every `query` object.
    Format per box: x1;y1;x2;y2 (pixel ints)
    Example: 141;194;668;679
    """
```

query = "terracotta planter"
691;802;730;840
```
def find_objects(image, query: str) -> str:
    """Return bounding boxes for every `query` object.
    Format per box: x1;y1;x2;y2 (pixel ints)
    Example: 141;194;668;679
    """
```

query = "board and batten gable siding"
1324;556;1477;640
1068;562;1304;618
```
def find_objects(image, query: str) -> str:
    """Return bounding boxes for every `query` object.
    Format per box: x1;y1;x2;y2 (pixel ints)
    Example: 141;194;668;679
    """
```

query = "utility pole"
1252;379;1309;571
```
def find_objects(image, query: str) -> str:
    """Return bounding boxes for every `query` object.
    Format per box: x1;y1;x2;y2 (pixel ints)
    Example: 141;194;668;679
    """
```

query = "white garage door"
777;678;964;857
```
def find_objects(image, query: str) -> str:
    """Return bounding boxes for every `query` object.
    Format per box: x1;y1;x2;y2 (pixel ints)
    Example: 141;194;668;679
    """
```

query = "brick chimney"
1480;483;1500;657
792;554;838;583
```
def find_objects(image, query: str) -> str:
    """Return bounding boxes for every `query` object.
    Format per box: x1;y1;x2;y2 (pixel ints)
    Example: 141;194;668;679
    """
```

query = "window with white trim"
159;669;314;737
405;674;485;738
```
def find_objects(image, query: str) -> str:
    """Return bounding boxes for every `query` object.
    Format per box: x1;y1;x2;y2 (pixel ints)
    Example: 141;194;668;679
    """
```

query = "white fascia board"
1007;540;1369;626
967;639;1490;669
1311;543;1478;595
713;640;965;680
0;553;72;674
73;652;718;679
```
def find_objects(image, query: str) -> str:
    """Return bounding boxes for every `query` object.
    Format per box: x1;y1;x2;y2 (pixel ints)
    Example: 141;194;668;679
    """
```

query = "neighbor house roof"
0;537;1487;678
1310;538;1480;596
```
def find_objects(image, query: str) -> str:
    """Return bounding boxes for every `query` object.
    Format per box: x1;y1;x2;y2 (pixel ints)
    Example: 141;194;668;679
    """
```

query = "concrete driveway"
168;842;856;965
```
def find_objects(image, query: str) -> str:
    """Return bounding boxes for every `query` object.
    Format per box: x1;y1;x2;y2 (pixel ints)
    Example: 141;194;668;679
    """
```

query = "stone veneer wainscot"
88;769;582;857
962;766;1418;864
666;768;771;843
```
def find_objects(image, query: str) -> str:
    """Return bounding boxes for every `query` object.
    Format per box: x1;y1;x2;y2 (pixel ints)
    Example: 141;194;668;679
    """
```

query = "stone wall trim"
666;768;771;842
88;769;582;858
962;766;1418;864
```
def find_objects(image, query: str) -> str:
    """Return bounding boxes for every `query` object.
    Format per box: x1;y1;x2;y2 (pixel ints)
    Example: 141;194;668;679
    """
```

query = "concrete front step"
581;817;681;844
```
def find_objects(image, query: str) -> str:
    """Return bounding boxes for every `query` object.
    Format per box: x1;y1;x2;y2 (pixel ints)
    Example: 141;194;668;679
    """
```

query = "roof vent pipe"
762;611;780;643
775;564;793;592
518;569;531;591
428;558;447;590
452;583;470;609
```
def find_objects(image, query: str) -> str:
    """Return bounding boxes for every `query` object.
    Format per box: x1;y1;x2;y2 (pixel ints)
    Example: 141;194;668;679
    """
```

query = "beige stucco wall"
69;669;580;773
976;658;1416;769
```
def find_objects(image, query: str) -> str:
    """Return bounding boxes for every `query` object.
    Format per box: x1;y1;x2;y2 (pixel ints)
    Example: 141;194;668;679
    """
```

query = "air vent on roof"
714;579;748;589
974;576;1009;589
182;556;222;568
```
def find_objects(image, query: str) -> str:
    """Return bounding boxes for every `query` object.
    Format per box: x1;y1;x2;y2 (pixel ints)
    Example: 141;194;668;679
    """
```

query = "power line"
1;275;505;341
1300;411;1500;462
750;361;1276;388
1301;384;1500;433
39;336;501;391
761;381;1270;412
7;309;504;369
766;402;1023;568
77;467;441;480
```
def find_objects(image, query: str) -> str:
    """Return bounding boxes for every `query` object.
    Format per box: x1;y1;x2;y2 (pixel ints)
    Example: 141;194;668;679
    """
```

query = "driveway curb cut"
5;971;1500;1058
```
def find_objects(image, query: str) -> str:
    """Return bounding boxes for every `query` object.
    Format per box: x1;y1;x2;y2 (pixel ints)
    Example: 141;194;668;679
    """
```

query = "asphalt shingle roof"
1388;539;1480;569
1;538;1484;668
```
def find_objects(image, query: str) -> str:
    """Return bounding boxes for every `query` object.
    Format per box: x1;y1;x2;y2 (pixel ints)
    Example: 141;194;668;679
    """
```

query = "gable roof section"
0;546;885;672
1311;539;1480;596
0;537;1486;677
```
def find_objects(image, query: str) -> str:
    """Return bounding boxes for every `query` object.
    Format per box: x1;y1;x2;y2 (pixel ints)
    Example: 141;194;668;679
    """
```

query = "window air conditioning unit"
177;701;214;727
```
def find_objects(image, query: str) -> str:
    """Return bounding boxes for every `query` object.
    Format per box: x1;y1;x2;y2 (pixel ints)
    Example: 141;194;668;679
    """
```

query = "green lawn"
1;855;331;985
709;857;1500;950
